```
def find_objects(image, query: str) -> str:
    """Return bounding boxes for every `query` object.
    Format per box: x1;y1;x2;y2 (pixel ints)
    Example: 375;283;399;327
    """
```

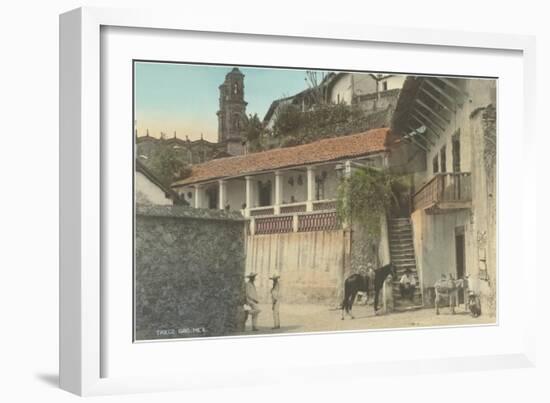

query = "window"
452;133;461;172
258;180;272;207
382;81;388;91
315;172;327;200
206;187;218;209
440;145;447;173
432;155;439;174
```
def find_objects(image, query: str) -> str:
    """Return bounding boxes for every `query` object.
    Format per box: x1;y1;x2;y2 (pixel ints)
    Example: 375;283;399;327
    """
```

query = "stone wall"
135;205;247;340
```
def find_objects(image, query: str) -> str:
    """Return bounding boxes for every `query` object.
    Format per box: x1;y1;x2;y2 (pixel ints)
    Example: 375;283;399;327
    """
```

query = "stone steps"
388;218;420;307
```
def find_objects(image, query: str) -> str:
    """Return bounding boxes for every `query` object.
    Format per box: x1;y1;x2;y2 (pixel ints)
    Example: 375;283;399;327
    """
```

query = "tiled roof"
171;128;391;187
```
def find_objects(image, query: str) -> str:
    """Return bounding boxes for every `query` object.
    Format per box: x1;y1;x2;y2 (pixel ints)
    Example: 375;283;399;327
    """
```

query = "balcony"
413;173;472;213
248;199;341;235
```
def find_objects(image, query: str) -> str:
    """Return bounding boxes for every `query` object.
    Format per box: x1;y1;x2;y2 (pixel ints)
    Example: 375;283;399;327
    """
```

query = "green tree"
336;167;405;237
242;113;264;152
272;103;302;137
147;142;190;187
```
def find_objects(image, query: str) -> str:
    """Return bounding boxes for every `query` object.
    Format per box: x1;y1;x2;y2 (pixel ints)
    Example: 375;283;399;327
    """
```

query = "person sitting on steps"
399;268;416;302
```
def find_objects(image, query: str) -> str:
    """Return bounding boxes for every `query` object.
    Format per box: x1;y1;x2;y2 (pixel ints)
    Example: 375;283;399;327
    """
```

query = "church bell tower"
217;67;247;155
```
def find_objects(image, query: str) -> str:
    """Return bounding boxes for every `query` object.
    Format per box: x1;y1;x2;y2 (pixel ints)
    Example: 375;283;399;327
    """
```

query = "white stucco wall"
329;74;352;104
410;78;497;314
415;79;495;187
245;230;346;303
380;75;406;91
351;73;378;97
136;172;173;206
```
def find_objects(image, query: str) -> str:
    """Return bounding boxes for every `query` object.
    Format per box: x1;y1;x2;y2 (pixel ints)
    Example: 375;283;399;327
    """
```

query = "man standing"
245;273;260;331
270;273;281;329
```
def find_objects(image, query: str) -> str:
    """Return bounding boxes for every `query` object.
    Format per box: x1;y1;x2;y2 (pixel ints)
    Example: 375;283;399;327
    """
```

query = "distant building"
136;159;178;206
136;133;230;166
217;67;248;156
262;72;404;131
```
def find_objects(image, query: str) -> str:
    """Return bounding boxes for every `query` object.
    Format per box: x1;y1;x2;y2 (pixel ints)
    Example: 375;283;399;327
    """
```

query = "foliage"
482;104;497;178
305;70;329;105
272;103;302;137
243;113;264;152
147;142;190;186
336;167;405;237
272;102;364;141
243;113;262;142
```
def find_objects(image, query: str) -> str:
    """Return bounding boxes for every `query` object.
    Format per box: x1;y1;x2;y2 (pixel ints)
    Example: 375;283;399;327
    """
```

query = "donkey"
434;277;467;315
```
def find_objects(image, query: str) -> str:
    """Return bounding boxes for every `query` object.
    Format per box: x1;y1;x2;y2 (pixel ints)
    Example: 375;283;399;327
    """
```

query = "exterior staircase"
388;217;423;308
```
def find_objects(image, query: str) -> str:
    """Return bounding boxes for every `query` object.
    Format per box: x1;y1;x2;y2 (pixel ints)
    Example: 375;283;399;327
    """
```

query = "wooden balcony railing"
280;202;307;214
413;172;472;211
255;215;294;234
249;206;275;217
312;199;338;211
297;211;341;232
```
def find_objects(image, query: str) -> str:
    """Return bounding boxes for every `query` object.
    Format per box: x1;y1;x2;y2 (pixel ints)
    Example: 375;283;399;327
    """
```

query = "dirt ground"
235;302;495;336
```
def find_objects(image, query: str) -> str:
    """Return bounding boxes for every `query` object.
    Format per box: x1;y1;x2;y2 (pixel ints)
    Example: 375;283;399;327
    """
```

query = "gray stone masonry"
135;205;247;340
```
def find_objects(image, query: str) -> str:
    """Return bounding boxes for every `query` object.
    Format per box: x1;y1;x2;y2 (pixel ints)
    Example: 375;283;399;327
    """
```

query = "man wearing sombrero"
245;273;260;331
270;273;281;329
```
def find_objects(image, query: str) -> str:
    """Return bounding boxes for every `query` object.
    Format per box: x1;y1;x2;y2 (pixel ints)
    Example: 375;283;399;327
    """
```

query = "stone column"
274;171;283;215
306;166;315;211
244;176;253;217
218;179;227;210
194;185;203;209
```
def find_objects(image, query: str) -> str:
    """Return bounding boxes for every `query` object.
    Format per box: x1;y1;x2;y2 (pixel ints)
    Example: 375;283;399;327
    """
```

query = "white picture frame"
60;6;537;396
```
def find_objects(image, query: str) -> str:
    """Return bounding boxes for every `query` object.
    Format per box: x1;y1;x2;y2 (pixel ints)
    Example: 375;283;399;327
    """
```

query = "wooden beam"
407;126;435;146
410;115;442;138
416;98;451;124
424;79;456;106
405;136;429;152
435;77;468;98
420;86;455;113
412;108;446;133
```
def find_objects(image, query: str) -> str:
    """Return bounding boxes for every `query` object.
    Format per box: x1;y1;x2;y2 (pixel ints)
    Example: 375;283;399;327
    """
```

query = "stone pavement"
236;302;494;336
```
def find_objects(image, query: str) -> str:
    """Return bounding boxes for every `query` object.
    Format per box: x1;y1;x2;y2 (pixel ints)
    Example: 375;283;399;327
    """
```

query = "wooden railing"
280;202;307;214
249;206;275;217
312;199;338;211
255;215;294;234
298;211;341;232
413;172;472;211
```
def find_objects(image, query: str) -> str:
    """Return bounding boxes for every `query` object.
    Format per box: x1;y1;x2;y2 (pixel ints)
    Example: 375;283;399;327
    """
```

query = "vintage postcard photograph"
133;62;497;341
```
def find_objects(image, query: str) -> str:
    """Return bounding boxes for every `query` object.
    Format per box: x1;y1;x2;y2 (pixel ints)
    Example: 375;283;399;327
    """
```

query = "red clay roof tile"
172;128;390;187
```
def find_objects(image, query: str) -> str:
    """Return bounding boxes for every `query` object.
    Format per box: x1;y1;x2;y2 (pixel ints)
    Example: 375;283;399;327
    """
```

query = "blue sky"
134;62;321;142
